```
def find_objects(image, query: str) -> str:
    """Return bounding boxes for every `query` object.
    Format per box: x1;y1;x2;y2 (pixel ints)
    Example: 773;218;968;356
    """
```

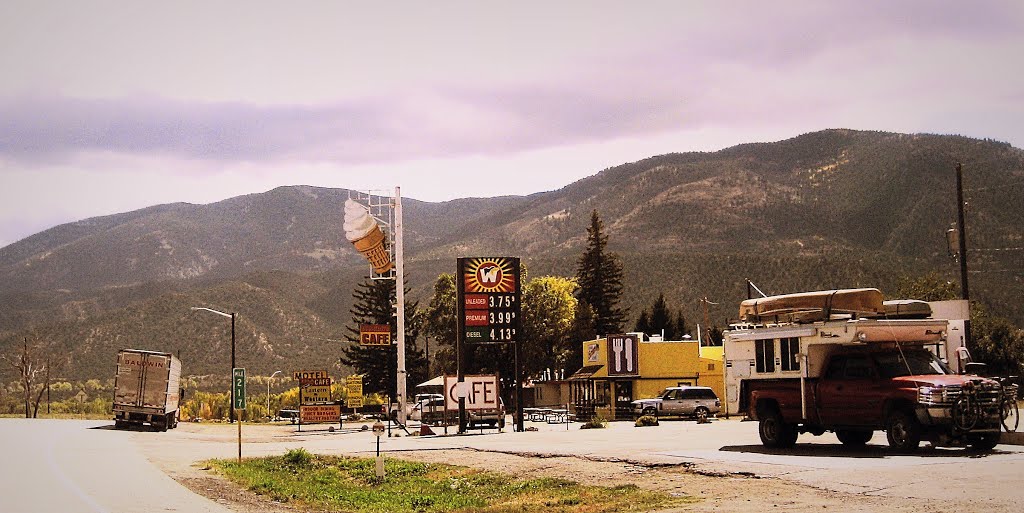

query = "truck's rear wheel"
759;411;798;448
153;415;169;432
885;410;921;451
836;429;873;446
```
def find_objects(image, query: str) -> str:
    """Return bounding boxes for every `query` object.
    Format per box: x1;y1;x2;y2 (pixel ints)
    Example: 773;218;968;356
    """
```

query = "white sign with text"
444;375;500;411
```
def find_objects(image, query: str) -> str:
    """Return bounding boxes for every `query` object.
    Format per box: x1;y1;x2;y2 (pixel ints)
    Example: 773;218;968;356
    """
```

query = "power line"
968;247;1024;252
965;180;1024;192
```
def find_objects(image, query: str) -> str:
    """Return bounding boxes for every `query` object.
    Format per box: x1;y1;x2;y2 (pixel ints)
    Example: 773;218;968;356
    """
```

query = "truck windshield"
874;350;951;378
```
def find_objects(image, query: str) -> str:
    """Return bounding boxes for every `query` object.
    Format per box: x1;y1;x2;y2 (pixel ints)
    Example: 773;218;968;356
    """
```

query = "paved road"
4;417;1023;511
0;418;232;513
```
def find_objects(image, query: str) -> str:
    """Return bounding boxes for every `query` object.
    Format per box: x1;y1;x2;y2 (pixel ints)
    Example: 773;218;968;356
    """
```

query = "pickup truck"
742;345;1002;451
725;288;1005;452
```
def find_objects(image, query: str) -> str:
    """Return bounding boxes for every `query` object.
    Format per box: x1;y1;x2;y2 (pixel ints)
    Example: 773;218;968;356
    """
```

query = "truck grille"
918;383;1002;406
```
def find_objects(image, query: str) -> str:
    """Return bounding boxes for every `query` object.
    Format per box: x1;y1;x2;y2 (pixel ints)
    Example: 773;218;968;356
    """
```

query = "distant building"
568;333;724;420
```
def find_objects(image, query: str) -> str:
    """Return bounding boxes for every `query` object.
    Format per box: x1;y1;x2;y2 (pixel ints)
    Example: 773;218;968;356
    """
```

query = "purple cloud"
0;85;696;166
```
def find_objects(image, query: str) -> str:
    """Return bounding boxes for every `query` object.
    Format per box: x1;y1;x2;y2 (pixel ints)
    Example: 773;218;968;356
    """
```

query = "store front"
569;333;724;421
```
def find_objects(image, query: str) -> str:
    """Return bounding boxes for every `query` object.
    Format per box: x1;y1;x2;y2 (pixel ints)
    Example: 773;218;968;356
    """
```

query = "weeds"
211;450;684;513
635;414;659;427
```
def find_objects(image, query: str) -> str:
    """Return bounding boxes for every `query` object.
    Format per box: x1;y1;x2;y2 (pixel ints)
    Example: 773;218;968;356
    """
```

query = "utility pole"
394;187;407;427
955;162;972;350
702;297;710;346
699;297;719;345
950;161;974;350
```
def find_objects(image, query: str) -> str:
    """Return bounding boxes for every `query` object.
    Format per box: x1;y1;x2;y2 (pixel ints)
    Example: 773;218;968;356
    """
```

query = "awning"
567;365;603;381
416;376;445;387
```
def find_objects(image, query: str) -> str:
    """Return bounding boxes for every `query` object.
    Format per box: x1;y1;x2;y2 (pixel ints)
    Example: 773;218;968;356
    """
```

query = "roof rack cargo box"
739;288;884;324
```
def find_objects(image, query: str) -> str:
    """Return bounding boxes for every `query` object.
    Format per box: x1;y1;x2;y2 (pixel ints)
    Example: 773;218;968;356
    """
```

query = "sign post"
232;368;245;462
372;420;385;479
456;257;522;433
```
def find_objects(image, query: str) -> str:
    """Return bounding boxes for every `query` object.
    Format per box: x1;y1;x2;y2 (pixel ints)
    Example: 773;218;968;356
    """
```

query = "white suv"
632;386;721;419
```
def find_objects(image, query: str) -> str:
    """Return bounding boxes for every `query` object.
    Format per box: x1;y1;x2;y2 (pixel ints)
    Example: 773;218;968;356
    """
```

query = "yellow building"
569;333;724;420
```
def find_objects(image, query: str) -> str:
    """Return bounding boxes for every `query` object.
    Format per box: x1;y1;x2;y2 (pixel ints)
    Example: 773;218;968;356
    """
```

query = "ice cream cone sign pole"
344;199;393;274
394;187;407;426
343;190;407;426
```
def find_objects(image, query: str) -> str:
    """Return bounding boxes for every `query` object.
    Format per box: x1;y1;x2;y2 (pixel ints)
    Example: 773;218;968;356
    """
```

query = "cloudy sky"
1;1;1022;248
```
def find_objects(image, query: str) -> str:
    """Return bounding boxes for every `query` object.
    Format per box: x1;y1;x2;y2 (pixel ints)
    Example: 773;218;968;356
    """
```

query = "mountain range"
2;129;1022;381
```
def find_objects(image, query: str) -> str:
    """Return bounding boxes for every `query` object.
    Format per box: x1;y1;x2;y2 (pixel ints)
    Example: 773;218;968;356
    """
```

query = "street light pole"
191;307;237;423
268;370;282;419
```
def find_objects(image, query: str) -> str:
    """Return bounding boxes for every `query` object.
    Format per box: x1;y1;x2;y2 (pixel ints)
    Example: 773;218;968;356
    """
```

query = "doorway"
613;381;633;420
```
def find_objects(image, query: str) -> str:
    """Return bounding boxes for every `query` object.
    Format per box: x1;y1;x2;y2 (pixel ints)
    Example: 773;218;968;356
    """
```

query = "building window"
780;337;800;371
755;339;775;373
707;363;716;371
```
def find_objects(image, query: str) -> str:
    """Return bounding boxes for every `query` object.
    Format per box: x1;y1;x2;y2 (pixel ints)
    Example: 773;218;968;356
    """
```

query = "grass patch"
210;450;687;513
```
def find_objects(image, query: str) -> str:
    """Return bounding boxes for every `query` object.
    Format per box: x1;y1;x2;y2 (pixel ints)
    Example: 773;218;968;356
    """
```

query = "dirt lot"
150;422;996;513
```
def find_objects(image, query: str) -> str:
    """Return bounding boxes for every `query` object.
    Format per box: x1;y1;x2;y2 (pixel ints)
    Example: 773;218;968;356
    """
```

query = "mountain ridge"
2;129;1022;380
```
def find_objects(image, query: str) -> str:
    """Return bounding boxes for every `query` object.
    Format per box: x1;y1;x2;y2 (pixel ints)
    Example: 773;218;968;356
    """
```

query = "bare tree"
2;338;50;418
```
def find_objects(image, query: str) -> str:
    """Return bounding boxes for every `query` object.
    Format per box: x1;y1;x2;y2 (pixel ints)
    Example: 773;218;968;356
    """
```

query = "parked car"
391;393;446;423
409;394;446;423
632;386;721;419
277;409;300;424
468;397;506;429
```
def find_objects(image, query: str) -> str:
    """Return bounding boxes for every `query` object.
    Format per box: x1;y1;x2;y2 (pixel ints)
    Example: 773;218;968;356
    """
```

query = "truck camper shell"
726;289;950;416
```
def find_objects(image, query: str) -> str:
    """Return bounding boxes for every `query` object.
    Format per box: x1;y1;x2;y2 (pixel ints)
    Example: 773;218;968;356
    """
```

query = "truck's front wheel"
885;410;921;451
759;412;798;448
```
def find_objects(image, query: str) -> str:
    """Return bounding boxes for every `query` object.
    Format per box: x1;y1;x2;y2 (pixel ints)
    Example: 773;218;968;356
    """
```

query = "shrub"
580;416;608;429
283;448;312;467
635;415;659;427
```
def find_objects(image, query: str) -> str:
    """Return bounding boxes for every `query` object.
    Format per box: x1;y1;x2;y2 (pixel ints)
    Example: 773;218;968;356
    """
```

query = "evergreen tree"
708;325;724;346
340;279;427;397
567;301;597;367
575;210;627;336
675;311;691;339
634;309;651;337
650;293;672;339
422;273;457;376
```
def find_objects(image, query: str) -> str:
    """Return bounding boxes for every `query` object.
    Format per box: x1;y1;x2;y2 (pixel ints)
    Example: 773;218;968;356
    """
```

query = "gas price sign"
458;257;521;344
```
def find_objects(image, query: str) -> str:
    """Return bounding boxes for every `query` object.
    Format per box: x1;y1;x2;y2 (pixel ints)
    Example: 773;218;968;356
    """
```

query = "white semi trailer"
112;349;182;431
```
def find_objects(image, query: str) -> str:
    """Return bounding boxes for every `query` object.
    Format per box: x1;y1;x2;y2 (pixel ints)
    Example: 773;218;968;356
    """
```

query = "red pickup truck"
741;344;1003;451
724;289;1004;452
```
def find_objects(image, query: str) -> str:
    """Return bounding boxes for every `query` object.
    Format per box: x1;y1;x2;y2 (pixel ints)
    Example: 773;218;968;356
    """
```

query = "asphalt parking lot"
178;414;1024;504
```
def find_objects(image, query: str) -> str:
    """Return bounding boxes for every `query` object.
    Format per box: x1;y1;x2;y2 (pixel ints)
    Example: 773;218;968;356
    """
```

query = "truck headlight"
918;386;948;406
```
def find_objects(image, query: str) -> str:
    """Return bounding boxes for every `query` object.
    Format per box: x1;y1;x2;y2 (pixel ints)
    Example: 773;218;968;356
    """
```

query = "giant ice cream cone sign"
344;199;393;274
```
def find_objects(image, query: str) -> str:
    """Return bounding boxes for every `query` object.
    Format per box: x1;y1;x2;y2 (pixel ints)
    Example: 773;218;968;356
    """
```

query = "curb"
1002;431;1024;446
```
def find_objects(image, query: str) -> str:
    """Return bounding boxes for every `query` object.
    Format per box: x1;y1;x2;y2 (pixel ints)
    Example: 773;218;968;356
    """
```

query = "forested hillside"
2;129;1022;381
